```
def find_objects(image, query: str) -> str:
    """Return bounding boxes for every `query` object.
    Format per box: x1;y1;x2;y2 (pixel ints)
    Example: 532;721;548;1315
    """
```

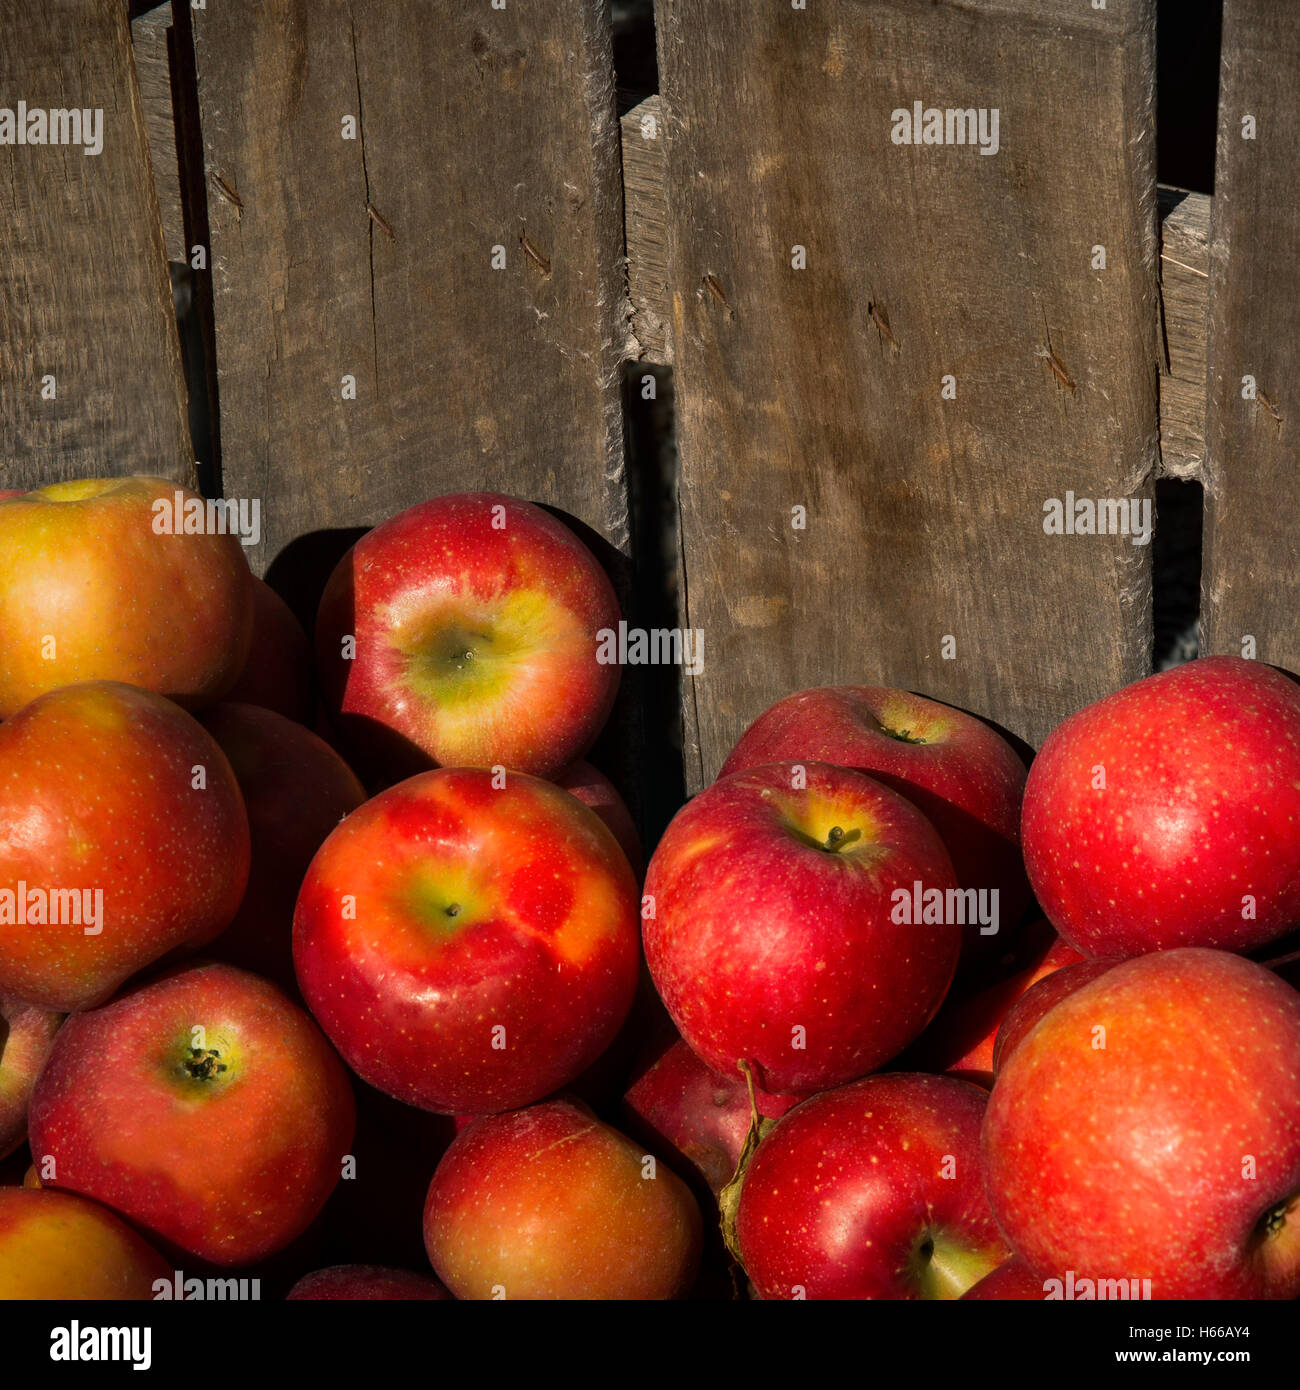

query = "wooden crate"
2;0;1296;819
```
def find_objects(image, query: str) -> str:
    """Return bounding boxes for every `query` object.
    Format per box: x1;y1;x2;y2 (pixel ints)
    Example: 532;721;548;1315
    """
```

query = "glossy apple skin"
960;1259;1044;1300
424;1098;700;1299
984;949;1300;1299
623;1038;800;1196
200;703;365;992
0;476;252;717
294;767;640;1114
991;957;1122;1074
28;962;355;1267
0;682;251;1011
224;577;314;724
554;759;643;877
287;1265;451;1300
316;492;621;783
644;762;960;1094
0;996;63;1159
1023;656;1300;957
0;1188;172;1299
736;1073;1009;1299
905;923;1083;1088
720;686;1029;960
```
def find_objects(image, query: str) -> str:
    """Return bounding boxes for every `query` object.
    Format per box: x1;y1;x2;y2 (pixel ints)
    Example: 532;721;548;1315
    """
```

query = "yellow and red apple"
0;682;250;1011
293;767;640;1114
0;476;252;717
315;492;620;784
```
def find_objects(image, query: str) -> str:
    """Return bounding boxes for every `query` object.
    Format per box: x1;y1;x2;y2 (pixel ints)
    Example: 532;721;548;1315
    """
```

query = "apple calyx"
183;1048;227;1082
718;1059;779;1272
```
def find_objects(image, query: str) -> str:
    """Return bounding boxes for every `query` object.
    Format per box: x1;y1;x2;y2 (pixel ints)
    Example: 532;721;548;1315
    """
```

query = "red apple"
983;948;1300;1299
643;761;960;1094
0;996;62;1159
905;922;1083;1087
316;492;620;783
0;1188;172;1299
553;758;642;877
423;1098;700;1299
224;576;314;724
1023;656;1300;957
735;1073;1009;1299
720;685;1029;960
294;766;640;1114
28;962;354;1266
0;682;250;1011
960;1258;1044;1300
287;1265;451;1300
623;1037;800;1196
0;476;253;717
991;957;1122;1074
200;703;365;992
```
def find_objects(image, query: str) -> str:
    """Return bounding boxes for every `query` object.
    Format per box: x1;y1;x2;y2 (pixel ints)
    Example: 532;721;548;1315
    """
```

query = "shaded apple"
644;761;960;1094
287;1265;450;1300
28;962;354;1266
623;1037;799;1197
316;492;620;784
294;767;640;1113
904;922;1083;1087
224;576;314;724
0;995;62;1159
0;682;250;1011
1023;655;1300;956
200;702;365;992
0;1187;171;1299
0;476;252;717
991;956;1122;1074
553;758;642;877
735;1073;1009;1299
424;1098;700;1299
720;685;1029;962
983;948;1300;1298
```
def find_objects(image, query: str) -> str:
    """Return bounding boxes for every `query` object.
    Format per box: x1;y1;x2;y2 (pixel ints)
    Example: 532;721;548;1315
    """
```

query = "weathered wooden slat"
0;0;192;489
190;0;632;585
1201;2;1300;666
131;4;185;265
1157;187;1209;481
656;0;1160;784
621;96;671;366
628;104;1208;485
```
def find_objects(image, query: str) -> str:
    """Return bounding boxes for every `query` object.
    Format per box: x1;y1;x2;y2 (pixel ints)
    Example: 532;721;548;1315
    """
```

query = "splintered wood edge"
623;96;1208;481
131;5;185;266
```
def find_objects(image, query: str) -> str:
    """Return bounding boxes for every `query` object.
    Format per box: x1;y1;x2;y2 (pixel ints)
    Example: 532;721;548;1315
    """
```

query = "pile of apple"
1;478;1298;1302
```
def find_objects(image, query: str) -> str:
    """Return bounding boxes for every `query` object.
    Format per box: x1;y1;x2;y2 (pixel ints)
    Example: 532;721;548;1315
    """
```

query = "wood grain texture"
1201;1;1300;666
626;103;1205;481
131;4;185;265
621;95;670;365
656;0;1160;784
191;0;632;579
0;0;192;489
1157;187;1209;480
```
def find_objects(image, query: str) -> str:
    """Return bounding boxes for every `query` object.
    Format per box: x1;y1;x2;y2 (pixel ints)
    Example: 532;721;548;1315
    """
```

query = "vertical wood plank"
190;0;632;581
131;4;185;265
0;0;192;489
656;0;1159;784
1201;2;1300;667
